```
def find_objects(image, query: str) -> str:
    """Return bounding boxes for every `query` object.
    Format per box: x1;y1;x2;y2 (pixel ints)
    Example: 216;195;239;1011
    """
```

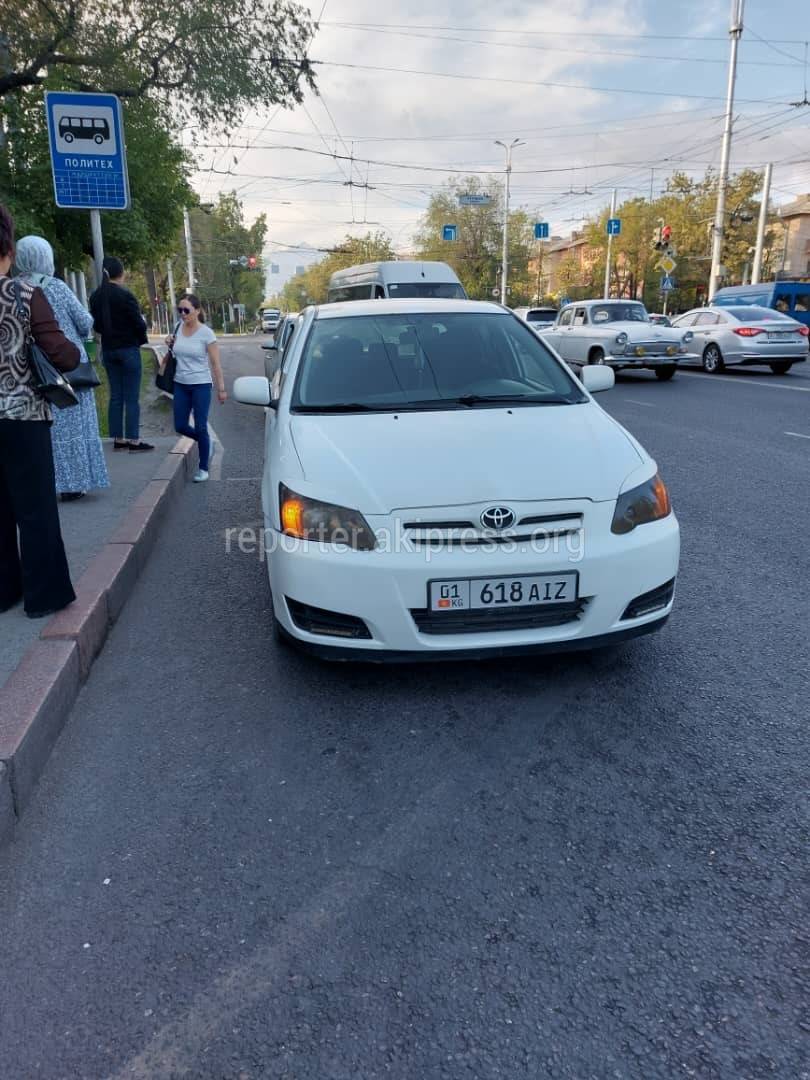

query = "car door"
690;311;720;355
567;306;592;363
545;306;574;357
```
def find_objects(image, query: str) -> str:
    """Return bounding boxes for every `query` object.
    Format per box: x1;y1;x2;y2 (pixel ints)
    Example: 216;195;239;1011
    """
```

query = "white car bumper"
266;506;680;660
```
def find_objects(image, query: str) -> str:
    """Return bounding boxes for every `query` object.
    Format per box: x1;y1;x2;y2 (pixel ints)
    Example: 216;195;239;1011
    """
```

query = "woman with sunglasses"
167;295;226;482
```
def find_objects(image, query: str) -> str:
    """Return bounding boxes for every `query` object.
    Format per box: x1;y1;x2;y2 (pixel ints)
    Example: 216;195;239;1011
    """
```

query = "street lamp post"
495;139;525;305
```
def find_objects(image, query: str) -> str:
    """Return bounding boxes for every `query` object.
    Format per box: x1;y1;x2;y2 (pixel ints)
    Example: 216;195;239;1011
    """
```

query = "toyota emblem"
480;506;515;531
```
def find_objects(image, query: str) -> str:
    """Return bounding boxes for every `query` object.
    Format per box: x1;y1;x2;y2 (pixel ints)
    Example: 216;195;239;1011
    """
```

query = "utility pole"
166;258;177;315
495;138;524;305
751;161;772;285
183;208;196;293
604;188;617;299
90;209;105;289
708;0;745;299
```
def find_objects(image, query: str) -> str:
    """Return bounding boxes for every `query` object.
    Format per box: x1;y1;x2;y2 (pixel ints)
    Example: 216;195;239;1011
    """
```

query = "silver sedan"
671;305;808;374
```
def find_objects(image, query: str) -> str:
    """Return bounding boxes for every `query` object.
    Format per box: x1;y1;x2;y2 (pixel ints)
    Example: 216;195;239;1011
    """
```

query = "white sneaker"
193;469;209;483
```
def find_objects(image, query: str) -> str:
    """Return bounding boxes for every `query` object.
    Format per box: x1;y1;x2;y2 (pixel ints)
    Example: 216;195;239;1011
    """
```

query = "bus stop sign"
45;91;130;210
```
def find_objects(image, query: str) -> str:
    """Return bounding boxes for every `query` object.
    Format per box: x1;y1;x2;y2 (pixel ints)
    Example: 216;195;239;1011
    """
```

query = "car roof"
313;299;507;320
576;299;644;307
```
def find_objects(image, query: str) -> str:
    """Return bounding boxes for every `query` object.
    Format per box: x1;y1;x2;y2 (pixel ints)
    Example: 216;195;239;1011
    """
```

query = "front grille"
403;511;583;547
285;598;372;639
621;579;675;621
411;599;589;635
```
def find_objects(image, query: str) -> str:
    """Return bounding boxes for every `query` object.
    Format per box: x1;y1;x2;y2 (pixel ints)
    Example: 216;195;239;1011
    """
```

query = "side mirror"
261;342;277;351
579;366;615;393
234;375;273;407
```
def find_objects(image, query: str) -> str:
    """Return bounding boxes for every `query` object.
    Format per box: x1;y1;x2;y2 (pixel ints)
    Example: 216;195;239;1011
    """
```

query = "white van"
327;261;467;303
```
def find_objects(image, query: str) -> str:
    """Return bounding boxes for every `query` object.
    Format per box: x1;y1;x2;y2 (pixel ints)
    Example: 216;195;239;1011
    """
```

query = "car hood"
600;321;685;339
288;403;644;513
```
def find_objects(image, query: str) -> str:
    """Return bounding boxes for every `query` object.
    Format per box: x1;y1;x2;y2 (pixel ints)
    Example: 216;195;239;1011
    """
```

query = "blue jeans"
103;346;142;440
173;382;212;470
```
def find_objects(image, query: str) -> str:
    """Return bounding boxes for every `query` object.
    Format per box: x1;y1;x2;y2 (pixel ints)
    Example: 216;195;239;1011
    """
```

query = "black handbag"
66;358;101;390
12;280;79;409
155;322;180;395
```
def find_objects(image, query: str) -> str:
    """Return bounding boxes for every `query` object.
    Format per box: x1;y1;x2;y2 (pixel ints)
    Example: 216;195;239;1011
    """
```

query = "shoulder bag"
156;322;180;395
12;280;79;409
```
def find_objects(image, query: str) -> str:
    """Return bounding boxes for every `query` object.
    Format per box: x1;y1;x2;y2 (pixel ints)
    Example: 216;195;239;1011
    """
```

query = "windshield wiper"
453;393;573;407
293;402;407;413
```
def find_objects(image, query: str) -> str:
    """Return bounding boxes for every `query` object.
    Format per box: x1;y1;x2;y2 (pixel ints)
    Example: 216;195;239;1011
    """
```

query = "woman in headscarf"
0;205;79;618
15;236;109;502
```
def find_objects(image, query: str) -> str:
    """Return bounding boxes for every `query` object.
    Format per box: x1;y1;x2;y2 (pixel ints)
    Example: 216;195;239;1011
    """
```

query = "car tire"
769;362;792;375
702;344;725;373
654;365;677;380
589;347;606;365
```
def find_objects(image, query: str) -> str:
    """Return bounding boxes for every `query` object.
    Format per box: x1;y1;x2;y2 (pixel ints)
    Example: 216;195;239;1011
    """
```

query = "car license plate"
429;573;578;612
768;331;793;341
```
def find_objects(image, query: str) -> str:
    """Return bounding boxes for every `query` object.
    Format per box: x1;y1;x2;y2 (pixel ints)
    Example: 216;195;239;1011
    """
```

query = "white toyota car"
234;300;679;660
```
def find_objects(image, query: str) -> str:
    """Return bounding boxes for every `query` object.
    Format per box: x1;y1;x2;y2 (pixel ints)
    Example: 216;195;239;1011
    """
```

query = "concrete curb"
0;436;196;846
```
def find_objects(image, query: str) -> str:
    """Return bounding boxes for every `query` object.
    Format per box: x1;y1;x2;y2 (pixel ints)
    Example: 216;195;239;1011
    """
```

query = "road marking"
785;431;810;440
678;371;810;392
622;398;656;407
208;421;224;481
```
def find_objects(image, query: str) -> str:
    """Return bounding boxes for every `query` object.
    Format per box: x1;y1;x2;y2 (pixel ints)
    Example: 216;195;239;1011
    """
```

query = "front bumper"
606;351;696;369
266;505;680;658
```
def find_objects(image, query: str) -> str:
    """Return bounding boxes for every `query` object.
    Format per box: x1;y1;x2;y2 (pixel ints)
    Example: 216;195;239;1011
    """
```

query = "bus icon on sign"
58;116;110;145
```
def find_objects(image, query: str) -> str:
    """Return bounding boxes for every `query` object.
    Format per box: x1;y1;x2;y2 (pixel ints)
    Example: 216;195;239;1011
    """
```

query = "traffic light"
661;224;672;244
248;255;257;270
652;226;663;250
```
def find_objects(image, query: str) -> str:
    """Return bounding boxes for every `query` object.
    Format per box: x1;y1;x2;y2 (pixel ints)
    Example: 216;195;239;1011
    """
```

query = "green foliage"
188;192;267;319
0;87;193;270
2;0;315;130
413;177;535;303
280;232;396;308
584;170;772;311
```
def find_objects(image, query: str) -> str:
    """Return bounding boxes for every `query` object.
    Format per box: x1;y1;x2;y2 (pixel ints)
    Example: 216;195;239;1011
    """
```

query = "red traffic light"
661;225;672;242
248;255;257;269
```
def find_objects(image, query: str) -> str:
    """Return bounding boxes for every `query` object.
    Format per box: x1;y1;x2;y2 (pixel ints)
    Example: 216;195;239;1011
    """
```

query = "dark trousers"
173;382;212;470
103;346;142;440
0;419;75;615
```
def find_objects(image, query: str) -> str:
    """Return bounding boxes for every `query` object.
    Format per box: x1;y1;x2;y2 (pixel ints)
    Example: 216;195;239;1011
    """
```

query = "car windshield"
386;283;466;299
292;312;586;412
724;306;793;322
590;303;649;324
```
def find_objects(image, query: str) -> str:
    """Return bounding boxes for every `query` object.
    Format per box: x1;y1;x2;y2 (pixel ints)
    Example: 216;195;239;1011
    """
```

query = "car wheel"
702;344;725;373
654;365;677;381
769;362;792;375
589;347;606;365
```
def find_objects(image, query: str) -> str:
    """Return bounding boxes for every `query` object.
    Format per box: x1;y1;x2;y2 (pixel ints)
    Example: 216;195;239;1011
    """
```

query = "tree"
187;192;268;321
281;232;396;308
414;177;535;303
1;0;315;129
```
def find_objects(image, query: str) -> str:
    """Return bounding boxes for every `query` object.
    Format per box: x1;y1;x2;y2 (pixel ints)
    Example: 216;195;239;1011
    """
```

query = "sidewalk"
0;433;197;845
0;440;177;687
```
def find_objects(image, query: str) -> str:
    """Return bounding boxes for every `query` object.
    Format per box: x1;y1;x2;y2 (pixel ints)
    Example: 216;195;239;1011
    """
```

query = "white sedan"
234;300;679;660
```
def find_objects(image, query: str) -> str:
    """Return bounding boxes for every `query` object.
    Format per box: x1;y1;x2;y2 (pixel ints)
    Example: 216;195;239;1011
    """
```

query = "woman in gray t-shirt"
167;294;226;482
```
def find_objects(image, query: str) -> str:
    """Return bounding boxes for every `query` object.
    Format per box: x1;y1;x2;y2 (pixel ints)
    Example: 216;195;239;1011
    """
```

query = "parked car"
712;282;810;330
233;299;679;660
261;312;301;380
512;306;558;331
542;300;696;380
670;305;808;374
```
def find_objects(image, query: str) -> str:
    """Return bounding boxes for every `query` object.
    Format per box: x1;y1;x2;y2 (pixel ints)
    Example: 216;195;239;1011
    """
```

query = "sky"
184;0;810;281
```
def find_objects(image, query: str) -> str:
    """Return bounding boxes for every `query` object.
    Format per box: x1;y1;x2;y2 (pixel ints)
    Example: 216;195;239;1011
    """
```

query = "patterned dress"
36;278;109;494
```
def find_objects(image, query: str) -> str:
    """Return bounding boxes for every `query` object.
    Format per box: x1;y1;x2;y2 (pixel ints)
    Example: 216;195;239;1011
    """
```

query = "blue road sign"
442;224;458;242
660;274;675;291
607;217;621;236
45;91;130;210
534;222;550;240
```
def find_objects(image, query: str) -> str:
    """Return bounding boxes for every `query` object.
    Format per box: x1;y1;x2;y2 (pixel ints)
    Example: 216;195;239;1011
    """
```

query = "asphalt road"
1;340;808;1080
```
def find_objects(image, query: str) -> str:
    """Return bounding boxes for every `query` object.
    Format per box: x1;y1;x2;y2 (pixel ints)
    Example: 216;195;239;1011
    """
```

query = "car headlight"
615;332;628;347
611;473;672;535
682;331;694;344
279;484;377;549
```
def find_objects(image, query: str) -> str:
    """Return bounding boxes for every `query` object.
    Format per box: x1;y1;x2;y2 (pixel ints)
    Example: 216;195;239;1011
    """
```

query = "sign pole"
90;208;104;287
166;258;177;315
604;189;617;299
183;208;196;293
